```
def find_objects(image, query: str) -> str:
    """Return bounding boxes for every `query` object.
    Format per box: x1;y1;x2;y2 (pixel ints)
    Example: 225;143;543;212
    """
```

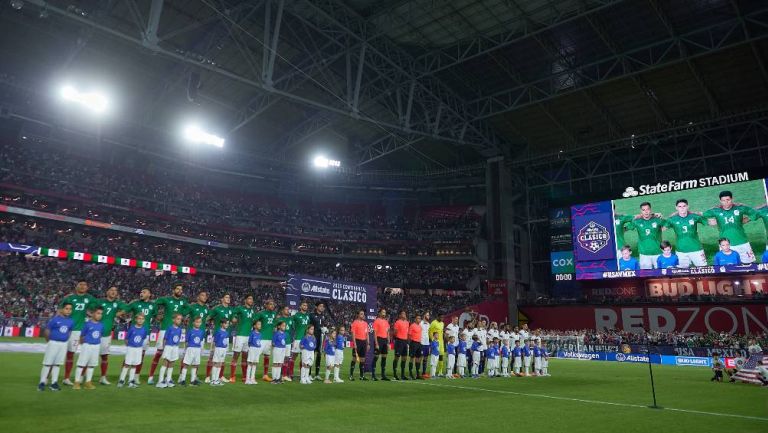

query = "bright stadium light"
182;124;225;148
59;84;109;114
313;154;340;169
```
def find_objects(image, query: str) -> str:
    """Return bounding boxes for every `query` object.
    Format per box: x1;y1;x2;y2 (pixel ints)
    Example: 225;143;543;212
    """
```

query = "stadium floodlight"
59;84;109;115
182;124;225;148
312;155;341;169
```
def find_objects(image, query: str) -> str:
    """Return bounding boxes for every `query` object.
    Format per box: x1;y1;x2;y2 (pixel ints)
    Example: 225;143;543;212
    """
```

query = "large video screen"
571;174;768;279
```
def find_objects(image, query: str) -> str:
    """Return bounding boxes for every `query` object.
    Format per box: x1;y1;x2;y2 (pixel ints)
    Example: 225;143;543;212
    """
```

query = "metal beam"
25;0;498;151
467;7;768;120
263;0;285;86
144;0;164;48
583;11;669;127
647;0;720;116
287;0;509;156
730;0;768;90
411;0;624;77
356;133;424;166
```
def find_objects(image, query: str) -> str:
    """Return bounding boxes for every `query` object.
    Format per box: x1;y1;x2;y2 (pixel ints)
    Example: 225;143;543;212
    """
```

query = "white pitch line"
405;380;768;422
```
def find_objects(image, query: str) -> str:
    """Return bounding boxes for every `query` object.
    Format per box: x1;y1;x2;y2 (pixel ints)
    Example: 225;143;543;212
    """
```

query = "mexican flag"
119;258;137;267
161;263;177;272
92;254;116;264
68;251;93;261
39;248;67;258
37;246;194;277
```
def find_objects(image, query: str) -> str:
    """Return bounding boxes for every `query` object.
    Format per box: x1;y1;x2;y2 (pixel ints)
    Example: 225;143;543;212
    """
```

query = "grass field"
1;344;766;433
614;179;768;263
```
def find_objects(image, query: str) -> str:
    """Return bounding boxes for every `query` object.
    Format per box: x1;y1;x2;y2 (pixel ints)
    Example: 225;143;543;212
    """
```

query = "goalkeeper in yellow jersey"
428;312;445;377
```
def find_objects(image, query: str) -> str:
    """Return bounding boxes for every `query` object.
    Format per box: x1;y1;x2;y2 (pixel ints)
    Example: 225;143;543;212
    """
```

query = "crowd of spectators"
535;328;768;349
0;218;484;288
0;142;480;254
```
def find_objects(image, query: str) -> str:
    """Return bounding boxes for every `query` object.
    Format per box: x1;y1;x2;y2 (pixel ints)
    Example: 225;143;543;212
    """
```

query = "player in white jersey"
488;322;500;344
475;320;488;373
444;317;459;375
419;312;431;377
518;326;529;343
510;327;520;346
499;324;511;348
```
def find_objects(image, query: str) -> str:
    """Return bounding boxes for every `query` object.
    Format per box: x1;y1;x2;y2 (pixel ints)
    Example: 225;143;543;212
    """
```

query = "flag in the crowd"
140;260;157;269
3;326;20;337
68;251;92;261
93;255;115;264
39;247;67;258
731;354;768;384
120;258;137;267
35;245;195;275
24;326;40;337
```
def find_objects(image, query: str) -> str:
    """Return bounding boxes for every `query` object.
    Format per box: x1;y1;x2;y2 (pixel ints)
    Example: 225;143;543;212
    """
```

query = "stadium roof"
1;0;767;176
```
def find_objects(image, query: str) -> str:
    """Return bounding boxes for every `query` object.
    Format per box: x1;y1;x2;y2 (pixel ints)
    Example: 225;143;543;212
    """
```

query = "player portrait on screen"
613;179;768;271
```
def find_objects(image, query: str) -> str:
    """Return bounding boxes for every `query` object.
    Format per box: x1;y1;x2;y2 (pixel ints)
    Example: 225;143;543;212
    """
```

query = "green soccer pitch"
1;348;765;433
614;180;768;264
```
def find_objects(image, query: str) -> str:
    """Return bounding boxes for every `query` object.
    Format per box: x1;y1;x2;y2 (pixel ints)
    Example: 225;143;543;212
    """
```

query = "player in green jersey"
60;280;97;385
205;294;234;383
126;288;157;382
185;291;209;331
254;299;278;381
276;306;296;381
758;206;768;263
663;198;708;267
627;201;665;269
614;214;634;252
148;283;188;385
231;294;255;383
703;190;759;264
95;286;128;385
290;301;312;380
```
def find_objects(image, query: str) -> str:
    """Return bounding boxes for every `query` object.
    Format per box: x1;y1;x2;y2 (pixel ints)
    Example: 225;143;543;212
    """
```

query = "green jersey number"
724;216;735;224
644;229;651;235
75;303;86;311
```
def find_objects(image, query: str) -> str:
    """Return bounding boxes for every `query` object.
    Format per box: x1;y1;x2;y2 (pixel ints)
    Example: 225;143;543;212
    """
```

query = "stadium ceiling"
1;0;768;174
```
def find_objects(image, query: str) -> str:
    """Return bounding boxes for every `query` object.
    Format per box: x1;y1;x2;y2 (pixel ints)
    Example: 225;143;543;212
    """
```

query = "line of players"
361;309;551;382
37;281;550;391
615;191;768;270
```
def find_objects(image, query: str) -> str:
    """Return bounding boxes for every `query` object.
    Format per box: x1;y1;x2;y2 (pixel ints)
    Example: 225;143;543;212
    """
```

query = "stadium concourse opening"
2;0;768;432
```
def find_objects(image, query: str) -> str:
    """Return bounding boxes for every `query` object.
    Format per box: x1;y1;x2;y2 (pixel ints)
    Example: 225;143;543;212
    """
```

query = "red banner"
445;299;510;328
645;276;767;298
519;303;768;334
486;280;508;297
581;276;767;300
582;280;642;299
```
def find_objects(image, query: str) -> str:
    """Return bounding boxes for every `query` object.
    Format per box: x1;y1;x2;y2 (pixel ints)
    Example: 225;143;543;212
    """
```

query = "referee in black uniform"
309;301;326;380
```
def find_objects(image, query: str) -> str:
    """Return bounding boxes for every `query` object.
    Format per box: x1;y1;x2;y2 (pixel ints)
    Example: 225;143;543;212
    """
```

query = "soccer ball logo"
173;335;179;343
577;221;610;253
59;326;68;333
622;186;639;198
91;331;100;339
133;336;142;344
